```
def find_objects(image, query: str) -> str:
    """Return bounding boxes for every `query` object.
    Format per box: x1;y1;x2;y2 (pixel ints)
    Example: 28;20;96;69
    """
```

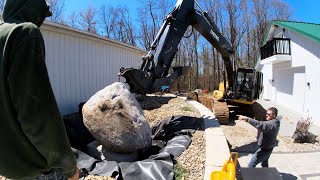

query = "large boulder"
82;82;151;153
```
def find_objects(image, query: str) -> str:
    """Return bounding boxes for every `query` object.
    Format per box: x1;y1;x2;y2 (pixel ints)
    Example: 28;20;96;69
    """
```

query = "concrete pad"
269;154;302;180
205;127;225;137
285;153;320;175
205;135;230;166
238;153;302;179
306;176;320;180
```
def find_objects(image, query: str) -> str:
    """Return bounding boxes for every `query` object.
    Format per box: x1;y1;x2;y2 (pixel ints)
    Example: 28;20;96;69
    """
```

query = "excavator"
118;0;265;124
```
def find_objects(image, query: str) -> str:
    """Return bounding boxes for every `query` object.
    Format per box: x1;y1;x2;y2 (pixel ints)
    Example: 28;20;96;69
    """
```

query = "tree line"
0;0;292;91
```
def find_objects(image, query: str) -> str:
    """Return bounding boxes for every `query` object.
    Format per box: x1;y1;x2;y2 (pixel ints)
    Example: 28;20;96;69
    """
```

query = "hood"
3;0;52;26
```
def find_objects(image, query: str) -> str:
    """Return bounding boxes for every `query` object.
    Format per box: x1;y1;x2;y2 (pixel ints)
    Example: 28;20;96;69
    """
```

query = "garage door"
275;66;306;114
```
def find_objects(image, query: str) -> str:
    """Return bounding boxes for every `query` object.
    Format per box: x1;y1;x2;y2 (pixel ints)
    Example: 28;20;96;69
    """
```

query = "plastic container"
210;152;238;180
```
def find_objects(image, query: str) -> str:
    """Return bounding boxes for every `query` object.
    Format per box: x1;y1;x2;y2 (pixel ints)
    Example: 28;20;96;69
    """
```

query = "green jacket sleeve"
7;27;77;178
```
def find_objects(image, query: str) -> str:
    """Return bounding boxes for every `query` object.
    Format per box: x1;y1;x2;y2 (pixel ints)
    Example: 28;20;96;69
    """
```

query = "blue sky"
284;0;320;23
64;0;140;16
64;0;320;24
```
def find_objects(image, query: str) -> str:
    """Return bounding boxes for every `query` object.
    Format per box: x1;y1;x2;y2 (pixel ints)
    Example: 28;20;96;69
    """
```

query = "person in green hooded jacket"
0;0;79;179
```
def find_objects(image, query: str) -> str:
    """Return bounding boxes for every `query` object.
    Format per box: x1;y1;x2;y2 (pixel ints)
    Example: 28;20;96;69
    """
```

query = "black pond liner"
64;115;204;180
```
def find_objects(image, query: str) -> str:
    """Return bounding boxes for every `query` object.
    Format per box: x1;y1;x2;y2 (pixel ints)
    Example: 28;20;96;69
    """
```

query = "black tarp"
64;115;204;180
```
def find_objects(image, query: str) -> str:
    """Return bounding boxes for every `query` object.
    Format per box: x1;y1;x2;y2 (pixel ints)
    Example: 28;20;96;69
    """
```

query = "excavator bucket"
118;66;193;95
118;67;153;95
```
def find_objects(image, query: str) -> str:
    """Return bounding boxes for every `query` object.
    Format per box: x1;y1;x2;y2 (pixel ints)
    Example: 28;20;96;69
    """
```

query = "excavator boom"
119;0;234;94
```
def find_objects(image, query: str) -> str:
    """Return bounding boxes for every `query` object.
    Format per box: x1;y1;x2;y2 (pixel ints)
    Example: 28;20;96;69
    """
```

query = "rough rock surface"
82;82;151;153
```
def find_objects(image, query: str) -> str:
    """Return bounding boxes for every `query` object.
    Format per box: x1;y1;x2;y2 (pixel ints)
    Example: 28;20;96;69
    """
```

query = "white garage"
258;20;320;125
40;21;146;115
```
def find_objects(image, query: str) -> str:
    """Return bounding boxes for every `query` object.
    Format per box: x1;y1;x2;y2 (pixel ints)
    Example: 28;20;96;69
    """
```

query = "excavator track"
250;102;267;121
213;100;229;124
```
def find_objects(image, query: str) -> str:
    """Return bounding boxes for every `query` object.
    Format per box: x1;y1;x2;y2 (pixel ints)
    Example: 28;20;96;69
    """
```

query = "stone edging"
187;100;231;180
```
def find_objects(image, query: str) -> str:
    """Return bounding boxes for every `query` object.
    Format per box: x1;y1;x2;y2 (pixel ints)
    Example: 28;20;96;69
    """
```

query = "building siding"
260;64;273;100
288;30;320;123
275;66;306;114
260;26;320;124
40;22;146;115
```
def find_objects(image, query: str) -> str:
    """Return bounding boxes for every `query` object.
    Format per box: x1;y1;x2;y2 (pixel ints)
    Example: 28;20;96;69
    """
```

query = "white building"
258;20;320;124
40;21;146;115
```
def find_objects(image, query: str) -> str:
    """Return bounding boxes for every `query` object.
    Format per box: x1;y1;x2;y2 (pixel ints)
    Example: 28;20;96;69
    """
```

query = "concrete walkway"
187;98;320;180
188;100;231;180
237;151;320;180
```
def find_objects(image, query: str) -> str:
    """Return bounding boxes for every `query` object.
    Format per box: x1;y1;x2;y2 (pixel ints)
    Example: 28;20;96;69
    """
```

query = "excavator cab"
233;68;263;104
213;68;264;124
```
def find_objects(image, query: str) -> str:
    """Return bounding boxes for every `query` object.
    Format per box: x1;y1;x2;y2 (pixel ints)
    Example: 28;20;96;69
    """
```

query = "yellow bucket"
210;152;238;180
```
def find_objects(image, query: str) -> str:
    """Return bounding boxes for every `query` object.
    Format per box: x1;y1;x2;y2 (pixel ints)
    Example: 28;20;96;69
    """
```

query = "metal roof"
271;20;320;44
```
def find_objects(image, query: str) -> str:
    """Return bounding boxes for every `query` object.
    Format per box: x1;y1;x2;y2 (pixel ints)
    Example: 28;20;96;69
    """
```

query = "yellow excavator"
212;67;265;124
118;0;265;124
213;82;228;99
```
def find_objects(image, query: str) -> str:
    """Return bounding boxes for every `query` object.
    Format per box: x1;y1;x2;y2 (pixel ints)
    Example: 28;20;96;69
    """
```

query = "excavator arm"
119;0;234;94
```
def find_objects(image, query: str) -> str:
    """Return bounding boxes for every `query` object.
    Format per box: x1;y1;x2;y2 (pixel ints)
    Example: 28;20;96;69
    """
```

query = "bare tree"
252;0;270;47
240;0;252;67
79;6;98;34
143;0;159;40
48;0;65;23
271;0;292;20
116;6;136;46
200;43;212;90
136;0;161;50
201;0;224;89
136;8;153;50
157;0;174;18
67;11;78;28
99;5;118;38
225;0;240;62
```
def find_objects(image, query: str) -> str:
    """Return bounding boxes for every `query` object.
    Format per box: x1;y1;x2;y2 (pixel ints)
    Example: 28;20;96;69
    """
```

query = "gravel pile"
221;120;320;153
138;95;201;125
84;175;115;180
138;95;205;180
176;131;205;180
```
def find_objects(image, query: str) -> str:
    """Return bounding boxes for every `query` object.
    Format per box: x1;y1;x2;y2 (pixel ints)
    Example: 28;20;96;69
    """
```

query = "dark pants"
248;148;273;168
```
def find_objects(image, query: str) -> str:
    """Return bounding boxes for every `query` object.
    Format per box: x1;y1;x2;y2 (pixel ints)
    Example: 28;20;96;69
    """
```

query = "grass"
181;106;194;112
174;164;188;180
